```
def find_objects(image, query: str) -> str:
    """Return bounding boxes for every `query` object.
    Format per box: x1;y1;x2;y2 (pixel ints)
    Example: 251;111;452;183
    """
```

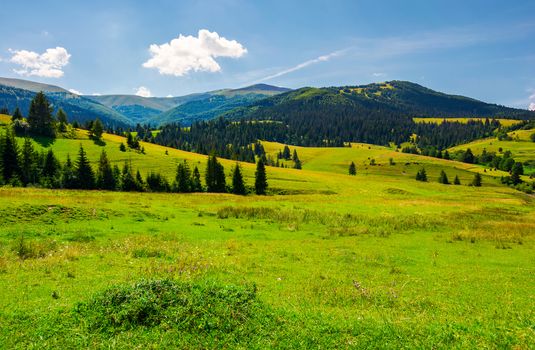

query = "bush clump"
74;279;260;333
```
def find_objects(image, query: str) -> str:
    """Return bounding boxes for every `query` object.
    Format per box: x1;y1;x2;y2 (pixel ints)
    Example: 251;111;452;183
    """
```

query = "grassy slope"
413;117;523;127
0;119;534;347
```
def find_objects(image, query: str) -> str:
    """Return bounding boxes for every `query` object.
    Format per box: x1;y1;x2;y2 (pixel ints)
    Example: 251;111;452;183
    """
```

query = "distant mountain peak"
0;77;70;93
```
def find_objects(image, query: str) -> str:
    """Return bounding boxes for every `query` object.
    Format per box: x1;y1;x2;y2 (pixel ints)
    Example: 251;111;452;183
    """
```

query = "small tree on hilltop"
349;161;357;175
231;163;246;195
416;168;427;182
453;175;461;185
255;158;268;195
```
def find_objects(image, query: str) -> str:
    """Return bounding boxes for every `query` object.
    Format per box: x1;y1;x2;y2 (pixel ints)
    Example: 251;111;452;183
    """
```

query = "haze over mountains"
0;77;533;129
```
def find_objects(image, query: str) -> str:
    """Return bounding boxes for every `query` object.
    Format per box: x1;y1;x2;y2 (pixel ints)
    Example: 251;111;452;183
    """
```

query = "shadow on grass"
92;138;106;146
31;135;55;148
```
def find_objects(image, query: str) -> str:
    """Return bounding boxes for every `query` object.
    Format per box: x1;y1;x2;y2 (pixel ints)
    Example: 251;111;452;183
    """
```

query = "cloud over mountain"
9;47;70;78
142;29;247;76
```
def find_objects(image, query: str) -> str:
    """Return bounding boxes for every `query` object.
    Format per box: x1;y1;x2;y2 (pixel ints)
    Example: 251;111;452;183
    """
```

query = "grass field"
1;119;535;348
413;117;523;127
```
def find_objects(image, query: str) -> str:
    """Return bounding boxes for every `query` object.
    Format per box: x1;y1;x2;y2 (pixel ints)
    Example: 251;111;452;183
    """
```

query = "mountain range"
0;77;533;129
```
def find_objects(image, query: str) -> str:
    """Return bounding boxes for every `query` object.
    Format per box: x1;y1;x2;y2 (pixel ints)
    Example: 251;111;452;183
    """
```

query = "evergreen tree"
191;166;203;192
231;163;246;195
135;170;144;190
255;159;268;195
2;129;20;182
349;161;357;175
416;168;427;182
42;149;59;179
90;118;104;140
472;173;482;187
61;155;77;189
112;164;121;188
119;143;126;152
75;145;95;189
146;172;169;192
28;92;55;137
511;162;524;185
461;148;475;164
120;161;137;191
56;108;68;132
438;170;450;184
20;138;38;185
11;107;23;122
175;160;192;192
453;175;461;185
443;150;450;160
96;150;116;190
205;155;226;192
282;145;291;159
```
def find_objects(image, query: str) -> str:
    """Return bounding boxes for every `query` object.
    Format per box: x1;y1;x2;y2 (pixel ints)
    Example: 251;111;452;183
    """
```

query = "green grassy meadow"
1;119;534;348
413;117;523;127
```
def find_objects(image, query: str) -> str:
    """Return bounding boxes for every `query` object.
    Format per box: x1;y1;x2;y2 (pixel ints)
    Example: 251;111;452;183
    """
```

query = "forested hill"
223;81;534;122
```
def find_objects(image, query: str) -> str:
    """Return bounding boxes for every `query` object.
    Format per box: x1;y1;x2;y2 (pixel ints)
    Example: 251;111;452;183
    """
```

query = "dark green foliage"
255;159;268;195
96;150;116;190
443;150;450;160
119;143;126;152
282;145;291;160
0;107;8;115
175;160;192;192
28;91;55;137
126;132;140;150
438;170;450;184
75;145;95;189
56;108;68;132
205;155;226;193
292;149;301;169
349;161;357;175
120;161;140;192
74;279;259;333
191;166;203;192
20;138;38;185
531;132;535;142
510;162;524;185
90;118;104;140
146;172;170;192
415;168;427;182
472;173;482;187
232;163;246;195
454;175;461;185
11;107;23;122
61;155;77;189
1;129;20;181
461;148;475;164
42;149;60;187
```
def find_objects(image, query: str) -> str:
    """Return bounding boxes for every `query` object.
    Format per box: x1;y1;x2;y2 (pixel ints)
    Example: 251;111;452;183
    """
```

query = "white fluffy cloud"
142;29;247;76
529;103;535;111
68;88;82;95
135;86;152;97
9;47;70;78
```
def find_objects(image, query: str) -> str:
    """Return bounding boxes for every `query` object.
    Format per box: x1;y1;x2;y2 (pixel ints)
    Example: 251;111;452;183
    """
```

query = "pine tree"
472;173;482;187
232;163;246;195
255;159;268;195
443;150;450;160
120;161;137;191
56;108;68;132
416;168;427;182
175;160;192;192
42;149;59;179
75;145;95;189
11;107;23;122
191;166;203;192
2;129;20;182
119;143;126;152
438;170;450;184
282;145;291;159
90;118;104;140
135;170;144;191
453;175;461;185
20;138;38;185
349;161;357;175
96;150;116;190
205;155;226;192
461;148;475;164
28;92;55;137
510;162;524;185
61;155;77;189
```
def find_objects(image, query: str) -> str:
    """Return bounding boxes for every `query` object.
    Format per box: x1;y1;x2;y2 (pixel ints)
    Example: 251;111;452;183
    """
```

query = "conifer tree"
231;163;246;195
349;161;357;175
121;161;137;191
438;170;450;184
255;158;268;195
416;168;427;182
282;145;291;160
453;175;461;185
56;108;68;132
510;162;524;185
205;155;226;192
28;92;55;137
75;145;95;189
11;107;23;122
96;150;116;190
20;138;37;185
175;160;192;192
42;149;59;179
61;155;77;189
472;173;482;187
2;129;20;182
90;118;104;140
191;166;203;192
135;170;144;190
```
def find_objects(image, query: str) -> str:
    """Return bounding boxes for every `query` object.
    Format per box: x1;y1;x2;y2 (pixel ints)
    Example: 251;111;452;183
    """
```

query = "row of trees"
0;127;269;194
415;168;482;187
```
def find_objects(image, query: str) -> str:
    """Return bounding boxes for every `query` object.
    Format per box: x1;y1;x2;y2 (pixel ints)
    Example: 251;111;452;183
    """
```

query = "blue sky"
0;0;534;109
